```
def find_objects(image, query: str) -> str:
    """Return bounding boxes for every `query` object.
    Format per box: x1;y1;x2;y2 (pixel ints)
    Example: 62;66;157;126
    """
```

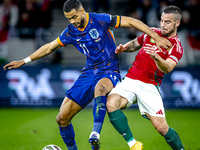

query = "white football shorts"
109;77;165;118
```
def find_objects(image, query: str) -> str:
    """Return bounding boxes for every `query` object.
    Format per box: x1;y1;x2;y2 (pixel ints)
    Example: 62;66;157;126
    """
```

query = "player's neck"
80;12;87;29
83;12;88;27
168;33;177;39
167;29;177;39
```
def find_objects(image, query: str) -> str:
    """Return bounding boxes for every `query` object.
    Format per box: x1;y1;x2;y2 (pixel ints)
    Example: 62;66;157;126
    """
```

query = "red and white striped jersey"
126;28;183;86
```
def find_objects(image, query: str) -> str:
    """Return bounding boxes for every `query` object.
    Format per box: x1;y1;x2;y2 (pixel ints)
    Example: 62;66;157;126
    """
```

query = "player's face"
160;13;179;38
64;7;85;28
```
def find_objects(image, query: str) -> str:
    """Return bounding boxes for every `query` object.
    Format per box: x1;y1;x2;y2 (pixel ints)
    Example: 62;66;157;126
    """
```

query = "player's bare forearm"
120;17;158;39
144;44;176;74
30;40;61;61
30;44;51;61
120;16;172;50
115;39;141;54
125;39;141;52
154;57;176;74
3;39;61;70
154;57;171;74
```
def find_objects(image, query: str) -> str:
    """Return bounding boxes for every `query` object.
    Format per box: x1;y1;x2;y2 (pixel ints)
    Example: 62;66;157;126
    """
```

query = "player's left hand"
143;44;159;59
115;43;129;53
155;36;172;51
3;60;25;70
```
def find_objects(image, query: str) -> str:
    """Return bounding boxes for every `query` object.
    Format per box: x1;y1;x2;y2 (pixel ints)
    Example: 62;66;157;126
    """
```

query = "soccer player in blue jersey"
3;0;172;150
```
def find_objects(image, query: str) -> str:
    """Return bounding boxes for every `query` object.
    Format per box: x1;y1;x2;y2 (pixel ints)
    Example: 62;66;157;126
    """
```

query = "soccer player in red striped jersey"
107;6;184;150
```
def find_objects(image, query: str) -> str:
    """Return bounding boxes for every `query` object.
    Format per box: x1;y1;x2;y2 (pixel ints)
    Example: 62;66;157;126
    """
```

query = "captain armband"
110;15;121;28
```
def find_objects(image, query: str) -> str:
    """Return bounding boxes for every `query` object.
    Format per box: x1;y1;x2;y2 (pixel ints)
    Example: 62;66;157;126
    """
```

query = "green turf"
0;108;199;150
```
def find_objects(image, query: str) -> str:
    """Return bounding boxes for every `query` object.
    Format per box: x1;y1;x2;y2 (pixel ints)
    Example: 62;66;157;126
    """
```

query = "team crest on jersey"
89;29;99;39
150;38;155;43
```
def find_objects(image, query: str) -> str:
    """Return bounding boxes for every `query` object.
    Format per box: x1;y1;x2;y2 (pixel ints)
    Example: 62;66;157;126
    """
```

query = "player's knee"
56;112;70;126
155;124;169;135
106;101;115;113
95;84;107;96
106;95;118;113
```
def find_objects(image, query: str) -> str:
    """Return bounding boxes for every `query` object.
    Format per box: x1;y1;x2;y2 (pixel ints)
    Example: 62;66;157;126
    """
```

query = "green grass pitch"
0;108;199;150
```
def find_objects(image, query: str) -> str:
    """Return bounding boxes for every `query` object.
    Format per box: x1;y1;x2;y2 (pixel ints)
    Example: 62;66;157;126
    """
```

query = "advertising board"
0;65;199;108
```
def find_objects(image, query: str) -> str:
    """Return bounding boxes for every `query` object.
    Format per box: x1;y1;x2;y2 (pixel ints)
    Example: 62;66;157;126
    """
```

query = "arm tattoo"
125;39;141;52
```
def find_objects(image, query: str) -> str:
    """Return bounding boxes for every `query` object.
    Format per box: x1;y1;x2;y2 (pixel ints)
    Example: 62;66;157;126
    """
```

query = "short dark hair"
63;0;82;12
163;5;182;21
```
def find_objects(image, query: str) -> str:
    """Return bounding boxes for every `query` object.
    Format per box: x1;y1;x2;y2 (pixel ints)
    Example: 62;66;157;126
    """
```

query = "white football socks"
128;138;136;148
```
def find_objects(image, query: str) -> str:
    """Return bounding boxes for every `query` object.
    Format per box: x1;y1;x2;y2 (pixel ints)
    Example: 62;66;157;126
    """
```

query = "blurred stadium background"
0;0;200;108
0;0;200;149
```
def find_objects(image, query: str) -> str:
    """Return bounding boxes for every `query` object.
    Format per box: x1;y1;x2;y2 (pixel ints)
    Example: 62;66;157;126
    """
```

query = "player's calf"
163;127;185;150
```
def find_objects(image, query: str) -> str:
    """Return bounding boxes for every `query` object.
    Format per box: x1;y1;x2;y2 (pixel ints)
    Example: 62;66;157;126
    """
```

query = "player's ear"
80;7;85;13
176;20;180;28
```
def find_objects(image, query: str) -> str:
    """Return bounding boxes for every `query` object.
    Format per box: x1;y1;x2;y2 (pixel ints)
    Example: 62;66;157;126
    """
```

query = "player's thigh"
95;78;113;96
94;72;121;96
108;78;137;110
107;93;129;112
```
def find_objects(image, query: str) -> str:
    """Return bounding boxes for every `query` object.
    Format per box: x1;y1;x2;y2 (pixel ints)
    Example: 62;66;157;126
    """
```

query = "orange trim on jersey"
57;37;65;47
108;28;116;43
115;16;120;28
78;13;89;31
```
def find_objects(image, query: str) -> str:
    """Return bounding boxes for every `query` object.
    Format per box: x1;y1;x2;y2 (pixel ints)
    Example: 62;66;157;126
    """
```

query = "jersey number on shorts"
110;74;117;80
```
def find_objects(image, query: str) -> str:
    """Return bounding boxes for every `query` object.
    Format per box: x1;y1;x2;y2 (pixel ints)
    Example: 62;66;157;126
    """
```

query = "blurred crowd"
0;0;52;63
0;0;200;65
125;0;200;40
125;0;200;66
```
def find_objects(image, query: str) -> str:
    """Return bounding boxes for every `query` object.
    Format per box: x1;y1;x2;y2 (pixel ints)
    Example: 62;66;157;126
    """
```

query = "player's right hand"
115;43;129;54
155;36;172;51
3;60;25;70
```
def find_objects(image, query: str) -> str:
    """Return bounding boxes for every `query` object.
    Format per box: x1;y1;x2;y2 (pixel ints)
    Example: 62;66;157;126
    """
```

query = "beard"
161;24;176;37
78;18;85;28
72;18;85;28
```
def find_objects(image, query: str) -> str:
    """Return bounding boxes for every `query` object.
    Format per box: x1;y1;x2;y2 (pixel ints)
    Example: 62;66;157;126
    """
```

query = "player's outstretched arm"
120;16;172;51
115;38;142;54
115;43;129;54
3;39;62;70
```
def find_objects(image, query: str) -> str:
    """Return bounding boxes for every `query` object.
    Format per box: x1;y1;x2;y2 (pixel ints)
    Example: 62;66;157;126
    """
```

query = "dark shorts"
65;71;121;108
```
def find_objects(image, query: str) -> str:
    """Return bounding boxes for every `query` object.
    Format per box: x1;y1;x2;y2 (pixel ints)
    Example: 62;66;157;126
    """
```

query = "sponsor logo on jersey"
77;38;82;41
89;28;99;39
150;38;155;43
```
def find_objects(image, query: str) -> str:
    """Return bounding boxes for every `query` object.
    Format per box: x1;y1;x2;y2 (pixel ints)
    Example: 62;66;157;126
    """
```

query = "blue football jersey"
57;13;121;74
